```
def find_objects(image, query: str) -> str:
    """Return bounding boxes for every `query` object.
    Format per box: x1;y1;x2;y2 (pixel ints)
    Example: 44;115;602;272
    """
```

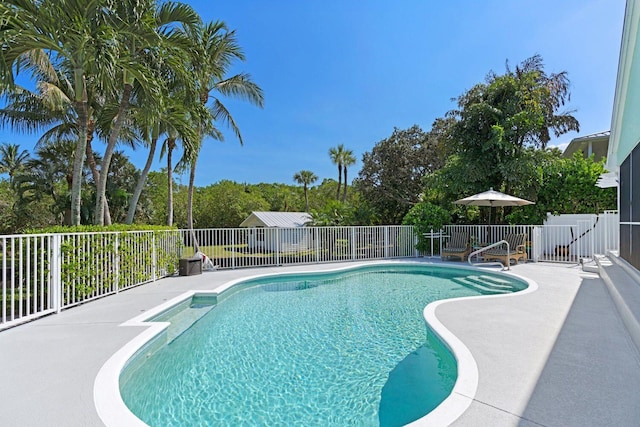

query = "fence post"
114;234;120;294
50;234;62;313
604;213;609;253
276;228;281;266
231;230;236;270
532;227;541;262
1;237;5;323
152;233;157;282
351;227;356;260
384;226;390;259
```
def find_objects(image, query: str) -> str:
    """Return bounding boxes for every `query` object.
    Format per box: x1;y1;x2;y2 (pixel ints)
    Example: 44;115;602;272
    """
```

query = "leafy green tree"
142;170;189;226
14;139;79;225
356;124;448;224
192;180;268;228
250;183;302;212
402;202;451;251
100;151;141;223
437;55;579;202
0;180;17;233
293;170;318;211
141;170;170;225
0;143;30;185
505;152;616;224
310;200;351;226
0;179;58;233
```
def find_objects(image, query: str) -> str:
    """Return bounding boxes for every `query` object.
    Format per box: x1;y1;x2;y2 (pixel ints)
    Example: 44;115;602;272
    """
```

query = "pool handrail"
468;240;509;270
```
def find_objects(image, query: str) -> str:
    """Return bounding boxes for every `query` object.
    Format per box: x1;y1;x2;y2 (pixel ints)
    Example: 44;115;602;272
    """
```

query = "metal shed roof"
239;211;312;228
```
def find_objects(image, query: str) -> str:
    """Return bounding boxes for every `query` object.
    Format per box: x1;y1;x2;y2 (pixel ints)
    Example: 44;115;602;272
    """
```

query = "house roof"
562;130;610;161
239;212;312;228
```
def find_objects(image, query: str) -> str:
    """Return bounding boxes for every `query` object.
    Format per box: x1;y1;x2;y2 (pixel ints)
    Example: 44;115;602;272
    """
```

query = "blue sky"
0;0;626;187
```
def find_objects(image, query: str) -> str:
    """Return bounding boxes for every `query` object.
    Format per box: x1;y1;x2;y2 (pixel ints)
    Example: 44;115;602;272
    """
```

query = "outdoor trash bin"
179;257;202;276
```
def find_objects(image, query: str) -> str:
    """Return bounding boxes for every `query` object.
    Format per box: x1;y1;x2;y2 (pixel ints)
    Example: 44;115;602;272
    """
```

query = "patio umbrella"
454;187;534;225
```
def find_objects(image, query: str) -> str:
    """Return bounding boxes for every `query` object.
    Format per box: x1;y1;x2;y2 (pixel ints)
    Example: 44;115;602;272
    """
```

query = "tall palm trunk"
187;152;200;253
166;138;176;226
186;148;198;231
342;165;349;202
94;83;133;225
85;135;111;225
336;164;342;200
71;97;89;226
126;137;157;224
304;185;309;211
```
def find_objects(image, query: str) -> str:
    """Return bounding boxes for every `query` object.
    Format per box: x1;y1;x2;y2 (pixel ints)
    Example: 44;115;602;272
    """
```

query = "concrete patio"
0;259;638;426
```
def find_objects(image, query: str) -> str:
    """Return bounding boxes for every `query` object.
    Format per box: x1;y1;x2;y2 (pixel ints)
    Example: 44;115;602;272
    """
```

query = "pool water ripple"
120;266;525;426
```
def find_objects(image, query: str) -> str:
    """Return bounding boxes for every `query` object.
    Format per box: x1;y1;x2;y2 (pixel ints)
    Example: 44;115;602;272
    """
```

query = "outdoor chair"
483;233;528;266
441;232;470;261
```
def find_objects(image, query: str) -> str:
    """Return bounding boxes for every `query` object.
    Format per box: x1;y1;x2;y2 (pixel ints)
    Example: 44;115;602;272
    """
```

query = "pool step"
452;277;510;294
475;275;518;290
165;304;216;343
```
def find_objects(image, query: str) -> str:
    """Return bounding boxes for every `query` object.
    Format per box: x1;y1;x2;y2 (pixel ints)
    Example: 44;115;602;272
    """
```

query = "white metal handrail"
468;240;509;270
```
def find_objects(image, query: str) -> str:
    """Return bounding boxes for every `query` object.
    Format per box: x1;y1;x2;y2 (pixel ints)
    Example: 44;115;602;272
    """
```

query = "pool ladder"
468;240;509;270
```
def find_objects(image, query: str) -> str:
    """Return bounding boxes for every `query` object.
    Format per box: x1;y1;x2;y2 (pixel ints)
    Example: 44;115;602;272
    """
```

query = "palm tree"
15;139;82;225
0;0;118;225
159;131;180;226
341;150;356;202
93;0;199;225
0;143;30;185
125;103;196;225
293;170;318;212
0;62;116;224
181;21;264;236
124;54;199;225
329;144;347;200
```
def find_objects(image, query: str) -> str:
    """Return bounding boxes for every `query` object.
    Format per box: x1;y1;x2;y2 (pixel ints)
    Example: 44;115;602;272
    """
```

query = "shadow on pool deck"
516;276;640;426
445;262;640;427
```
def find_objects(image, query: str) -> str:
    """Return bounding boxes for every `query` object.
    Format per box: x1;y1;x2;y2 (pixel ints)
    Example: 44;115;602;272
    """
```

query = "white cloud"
550;142;570;153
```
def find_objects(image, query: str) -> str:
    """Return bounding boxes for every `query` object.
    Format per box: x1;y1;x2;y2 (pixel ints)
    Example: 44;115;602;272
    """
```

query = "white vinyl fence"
533;212;619;262
1;226;417;330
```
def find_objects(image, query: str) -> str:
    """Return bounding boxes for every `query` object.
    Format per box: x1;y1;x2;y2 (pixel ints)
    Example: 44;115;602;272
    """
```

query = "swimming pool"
116;264;528;426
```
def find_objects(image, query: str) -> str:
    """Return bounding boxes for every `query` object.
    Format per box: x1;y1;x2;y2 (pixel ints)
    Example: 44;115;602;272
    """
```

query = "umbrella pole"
488;205;492;243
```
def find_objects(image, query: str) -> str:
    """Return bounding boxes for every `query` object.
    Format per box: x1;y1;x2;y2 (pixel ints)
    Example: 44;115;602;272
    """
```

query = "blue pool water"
120;264;526;426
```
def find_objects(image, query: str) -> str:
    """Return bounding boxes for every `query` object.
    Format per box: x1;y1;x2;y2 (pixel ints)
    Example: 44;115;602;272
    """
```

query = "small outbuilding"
240;211;313;252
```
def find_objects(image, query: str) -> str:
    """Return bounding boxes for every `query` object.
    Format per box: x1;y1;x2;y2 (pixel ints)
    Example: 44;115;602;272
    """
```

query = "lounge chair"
483;233;528;266
441;232;470;261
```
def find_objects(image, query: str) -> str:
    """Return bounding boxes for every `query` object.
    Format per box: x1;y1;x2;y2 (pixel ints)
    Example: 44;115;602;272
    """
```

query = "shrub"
402;202;451;251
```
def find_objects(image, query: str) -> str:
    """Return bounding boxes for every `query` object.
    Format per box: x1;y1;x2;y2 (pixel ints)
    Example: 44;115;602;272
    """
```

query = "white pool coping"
93;261;538;427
